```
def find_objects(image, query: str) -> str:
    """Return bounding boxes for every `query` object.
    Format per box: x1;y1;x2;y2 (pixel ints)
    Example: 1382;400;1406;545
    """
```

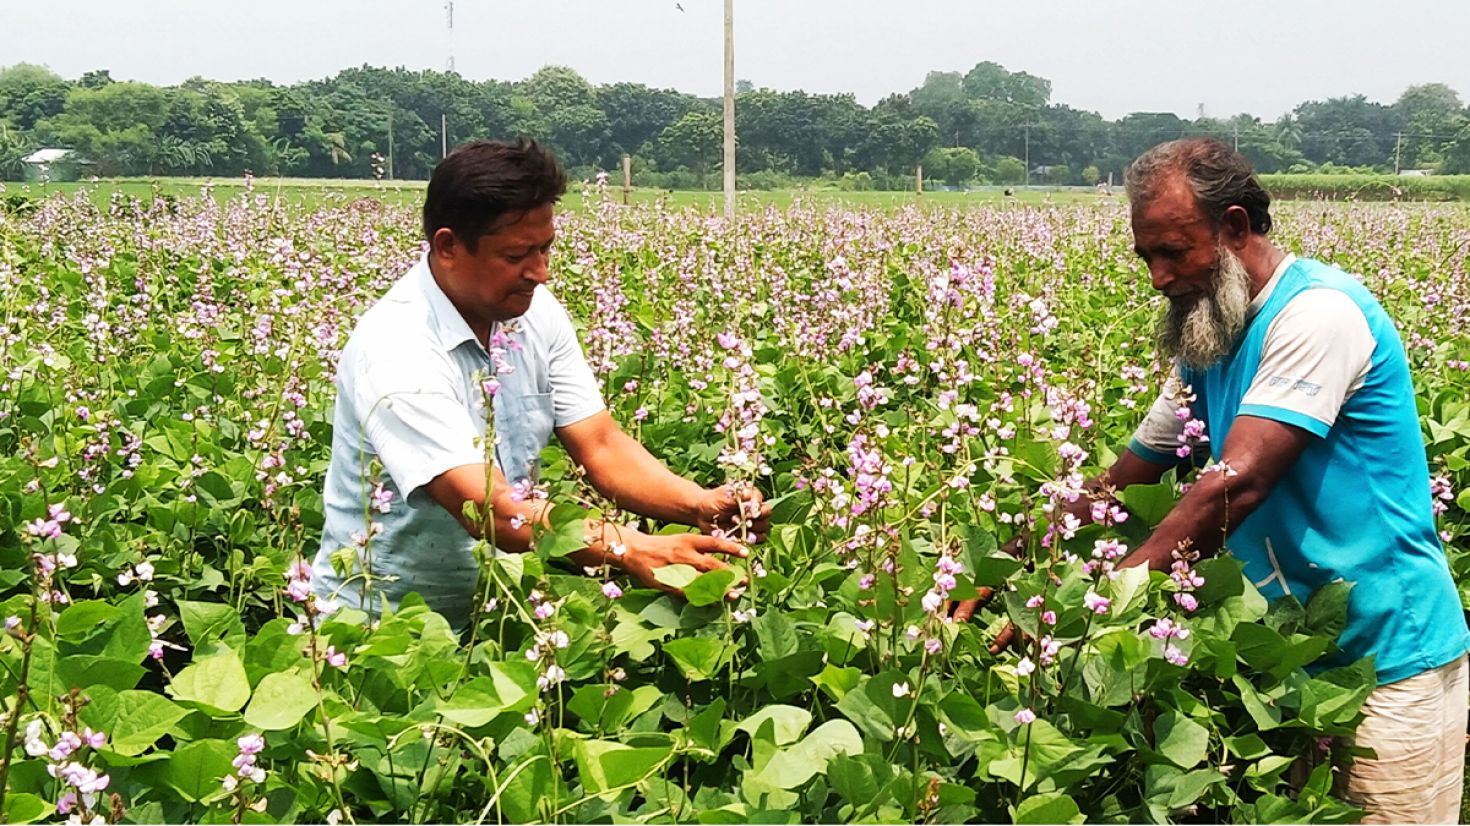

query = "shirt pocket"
495;391;556;485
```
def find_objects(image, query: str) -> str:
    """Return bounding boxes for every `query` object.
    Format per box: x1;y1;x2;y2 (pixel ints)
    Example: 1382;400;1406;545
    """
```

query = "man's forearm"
581;430;708;526
1119;468;1269;572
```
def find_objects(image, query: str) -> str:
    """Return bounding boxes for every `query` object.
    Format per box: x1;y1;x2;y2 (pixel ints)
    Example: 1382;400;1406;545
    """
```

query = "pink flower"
1014;707;1037;724
1083;590;1111;615
601;581;623;600
325;646;348;669
1016;657;1036;677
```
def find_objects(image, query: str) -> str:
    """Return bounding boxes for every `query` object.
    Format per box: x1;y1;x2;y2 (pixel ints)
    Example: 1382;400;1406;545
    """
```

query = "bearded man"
955;137;1469;822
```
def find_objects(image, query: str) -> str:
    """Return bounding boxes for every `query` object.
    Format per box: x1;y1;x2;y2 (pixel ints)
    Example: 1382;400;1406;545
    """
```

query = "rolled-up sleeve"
350;349;487;497
1130;373;1189;465
540;292;606;427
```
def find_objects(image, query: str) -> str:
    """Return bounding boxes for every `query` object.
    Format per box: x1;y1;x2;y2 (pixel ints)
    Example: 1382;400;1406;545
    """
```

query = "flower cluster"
24;703;112;823
222;733;267;791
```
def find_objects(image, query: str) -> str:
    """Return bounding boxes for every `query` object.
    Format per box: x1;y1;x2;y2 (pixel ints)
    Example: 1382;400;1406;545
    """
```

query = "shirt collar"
413;254;482;353
1247;252;1296;319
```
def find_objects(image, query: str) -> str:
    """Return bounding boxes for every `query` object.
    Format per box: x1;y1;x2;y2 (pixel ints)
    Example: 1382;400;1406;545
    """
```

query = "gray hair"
1125;137;1273;234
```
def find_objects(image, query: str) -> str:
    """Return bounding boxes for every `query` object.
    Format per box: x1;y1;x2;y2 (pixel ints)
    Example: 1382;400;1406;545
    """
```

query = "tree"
962;61;1051;107
923;146;981;186
651;110;722;180
1394;83;1465;168
993;155;1026;184
599;82;701;163
1293;95;1400;167
0;64;70;130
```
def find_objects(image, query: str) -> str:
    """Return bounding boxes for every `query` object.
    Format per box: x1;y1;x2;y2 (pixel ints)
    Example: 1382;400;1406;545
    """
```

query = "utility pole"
722;0;736;219
387;109;395;180
1394;131;1404;174
1233;124;1239;152
441;113;448;159
1023;125;1030;188
622;154;632;205
915;164;923;200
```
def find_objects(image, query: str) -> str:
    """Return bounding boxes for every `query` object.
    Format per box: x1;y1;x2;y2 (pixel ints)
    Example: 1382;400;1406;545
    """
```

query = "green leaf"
685;697;728;753
243;670;318;730
1014;792;1084;824
1458;488;1470;512
651;564;701;590
163;739;236;802
811;663;861;702
567;684;662;732
1155;708;1209;769
747;719;864;789
57;655;146;692
663;637;731;681
0;793;50;825
1232;674;1283;730
1305;580;1354;640
752;610;800;660
938;693;992;741
168;648;251;714
573;740;673;793
1120;481;1177;528
436;662;538;726
55;600;120;638
735;705;812;746
178;600;247;649
535;503;589;558
683;568;738;606
1107;565;1151;615
105;691;191;756
827;753;898;807
1232;622;1289;672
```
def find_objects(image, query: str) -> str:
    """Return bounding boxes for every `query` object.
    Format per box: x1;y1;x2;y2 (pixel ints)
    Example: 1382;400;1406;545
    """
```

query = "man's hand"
695;483;771;543
949;533;1027;624
618;531;750;595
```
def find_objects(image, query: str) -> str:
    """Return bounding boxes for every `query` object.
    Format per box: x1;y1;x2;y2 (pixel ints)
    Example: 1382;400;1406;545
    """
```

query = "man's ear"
1220;205;1252;247
430;227;460;259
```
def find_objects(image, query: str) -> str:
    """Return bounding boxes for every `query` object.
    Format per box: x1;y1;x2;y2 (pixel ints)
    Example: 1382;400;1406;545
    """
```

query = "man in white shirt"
312;139;768;630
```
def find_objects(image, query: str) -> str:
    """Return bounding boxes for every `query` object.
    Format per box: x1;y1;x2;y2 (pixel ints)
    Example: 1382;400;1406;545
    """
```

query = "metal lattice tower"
445;1;455;72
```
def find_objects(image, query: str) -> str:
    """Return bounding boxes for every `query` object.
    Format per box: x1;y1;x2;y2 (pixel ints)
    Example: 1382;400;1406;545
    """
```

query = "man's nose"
526;251;550;283
1149;263;1173;293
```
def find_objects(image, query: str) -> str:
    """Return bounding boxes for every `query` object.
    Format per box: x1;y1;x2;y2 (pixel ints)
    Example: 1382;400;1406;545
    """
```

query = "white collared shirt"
312;255;604;627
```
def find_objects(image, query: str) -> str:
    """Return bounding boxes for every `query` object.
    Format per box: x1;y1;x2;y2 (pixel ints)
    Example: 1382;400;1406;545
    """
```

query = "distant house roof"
22;148;73;164
1399;169;1433;177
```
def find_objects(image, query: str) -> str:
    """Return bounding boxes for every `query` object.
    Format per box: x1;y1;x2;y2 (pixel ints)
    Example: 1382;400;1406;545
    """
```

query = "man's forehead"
483;206;556;246
1132;176;1207;236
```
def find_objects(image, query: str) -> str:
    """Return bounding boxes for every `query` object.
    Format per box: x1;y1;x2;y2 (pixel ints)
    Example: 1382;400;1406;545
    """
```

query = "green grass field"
3;176;1125;211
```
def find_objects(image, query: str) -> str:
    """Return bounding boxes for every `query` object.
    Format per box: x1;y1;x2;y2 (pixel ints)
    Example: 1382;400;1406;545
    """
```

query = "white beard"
1156;245;1253;370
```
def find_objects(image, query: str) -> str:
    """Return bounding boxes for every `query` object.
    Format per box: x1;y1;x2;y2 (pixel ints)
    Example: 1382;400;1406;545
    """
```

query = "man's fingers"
951;599;979;623
973;586;996;609
988;622;1018;656
688;534;749;558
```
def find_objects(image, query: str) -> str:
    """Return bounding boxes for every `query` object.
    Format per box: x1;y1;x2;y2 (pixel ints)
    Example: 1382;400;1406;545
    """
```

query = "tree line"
2;61;1469;187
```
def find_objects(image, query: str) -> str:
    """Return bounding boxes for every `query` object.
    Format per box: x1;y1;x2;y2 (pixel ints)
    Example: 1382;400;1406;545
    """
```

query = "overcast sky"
4;0;1467;120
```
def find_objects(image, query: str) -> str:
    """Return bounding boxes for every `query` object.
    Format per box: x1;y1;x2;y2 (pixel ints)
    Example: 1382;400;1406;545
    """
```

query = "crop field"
0;183;1468;824
1;178;1124;212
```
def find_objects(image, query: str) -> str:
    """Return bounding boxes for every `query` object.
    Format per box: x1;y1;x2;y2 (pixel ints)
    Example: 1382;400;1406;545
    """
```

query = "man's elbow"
1220;465;1276;522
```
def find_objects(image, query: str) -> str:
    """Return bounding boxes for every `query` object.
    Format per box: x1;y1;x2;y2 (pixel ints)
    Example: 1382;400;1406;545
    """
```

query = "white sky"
4;0;1466;119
